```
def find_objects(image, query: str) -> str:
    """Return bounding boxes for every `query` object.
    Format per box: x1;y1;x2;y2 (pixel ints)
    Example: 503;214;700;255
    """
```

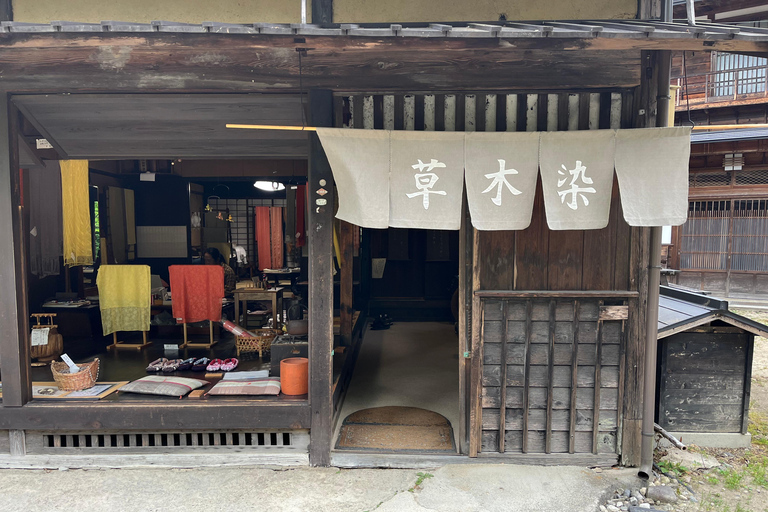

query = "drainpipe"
638;46;672;481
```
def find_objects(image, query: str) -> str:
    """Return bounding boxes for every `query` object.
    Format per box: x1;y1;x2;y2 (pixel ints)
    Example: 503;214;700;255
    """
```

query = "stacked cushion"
206;378;281;396
120;376;209;397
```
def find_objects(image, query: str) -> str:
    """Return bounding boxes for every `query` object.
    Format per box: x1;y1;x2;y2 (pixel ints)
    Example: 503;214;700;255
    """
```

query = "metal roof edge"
660;284;728;310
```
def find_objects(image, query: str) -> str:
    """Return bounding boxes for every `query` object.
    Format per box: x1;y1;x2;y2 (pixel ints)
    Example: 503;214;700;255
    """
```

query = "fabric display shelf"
317;126;692;231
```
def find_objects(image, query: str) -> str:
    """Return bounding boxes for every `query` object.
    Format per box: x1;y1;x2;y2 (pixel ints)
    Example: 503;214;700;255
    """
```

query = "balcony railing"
673;63;768;107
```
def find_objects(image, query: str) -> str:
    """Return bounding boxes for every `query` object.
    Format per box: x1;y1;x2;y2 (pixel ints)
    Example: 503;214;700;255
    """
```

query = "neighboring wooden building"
0;0;766;469
657;286;768;447
667;45;768;297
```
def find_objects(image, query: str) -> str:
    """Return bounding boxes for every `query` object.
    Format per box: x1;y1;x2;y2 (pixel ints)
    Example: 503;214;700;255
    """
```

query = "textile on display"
96;264;151;335
60;159;93;266
168;265;224;323
29;159;63;277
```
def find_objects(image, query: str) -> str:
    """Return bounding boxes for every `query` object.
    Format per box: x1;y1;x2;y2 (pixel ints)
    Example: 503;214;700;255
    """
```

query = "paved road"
0;464;641;512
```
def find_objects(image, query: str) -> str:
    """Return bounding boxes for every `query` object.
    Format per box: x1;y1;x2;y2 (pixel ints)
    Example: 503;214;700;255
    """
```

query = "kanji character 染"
557;160;596;210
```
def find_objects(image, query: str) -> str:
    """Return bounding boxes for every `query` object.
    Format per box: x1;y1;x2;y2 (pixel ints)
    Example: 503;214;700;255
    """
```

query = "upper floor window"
712;51;768;97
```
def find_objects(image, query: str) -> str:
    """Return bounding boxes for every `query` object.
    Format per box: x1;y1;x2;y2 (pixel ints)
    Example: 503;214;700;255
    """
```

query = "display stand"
179;320;218;349
30;313;64;365
107;331;152;351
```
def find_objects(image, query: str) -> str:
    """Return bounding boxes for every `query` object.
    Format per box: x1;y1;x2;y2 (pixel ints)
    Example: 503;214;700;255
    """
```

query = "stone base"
659;432;752;449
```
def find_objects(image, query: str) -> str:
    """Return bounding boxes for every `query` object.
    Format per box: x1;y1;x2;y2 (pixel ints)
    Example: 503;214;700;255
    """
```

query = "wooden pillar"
9;430;25;456
0;0;11;22
339;220;354;346
0;97;31;407
311;0;333;24
308;89;334;467
621;50;658;466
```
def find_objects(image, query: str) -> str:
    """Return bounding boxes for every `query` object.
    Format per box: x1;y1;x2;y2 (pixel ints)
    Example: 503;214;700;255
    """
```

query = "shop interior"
9;93;460;455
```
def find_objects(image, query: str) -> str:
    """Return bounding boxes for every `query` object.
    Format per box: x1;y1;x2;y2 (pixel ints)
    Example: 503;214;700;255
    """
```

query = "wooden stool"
107;331;152;351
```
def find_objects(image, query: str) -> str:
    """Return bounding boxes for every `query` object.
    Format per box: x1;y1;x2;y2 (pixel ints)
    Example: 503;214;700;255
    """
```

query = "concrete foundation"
659;432;752;449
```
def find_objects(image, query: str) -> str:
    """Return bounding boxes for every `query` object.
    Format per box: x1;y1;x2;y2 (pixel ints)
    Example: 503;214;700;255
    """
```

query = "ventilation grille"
27;430;308;454
735;170;768;186
691;171;731;187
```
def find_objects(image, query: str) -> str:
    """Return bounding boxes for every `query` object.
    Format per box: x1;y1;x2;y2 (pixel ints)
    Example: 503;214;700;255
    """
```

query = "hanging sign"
389;131;465;230
316;128;390;229
317;127;691;231
539;130;616;231
615;126;691;226
465;131;540;231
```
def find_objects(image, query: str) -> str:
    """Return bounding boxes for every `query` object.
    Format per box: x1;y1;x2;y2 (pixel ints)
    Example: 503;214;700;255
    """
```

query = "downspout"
638;15;673;480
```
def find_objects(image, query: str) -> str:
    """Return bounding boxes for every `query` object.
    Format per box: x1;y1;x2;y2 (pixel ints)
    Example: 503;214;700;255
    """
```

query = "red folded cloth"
169;265;224;323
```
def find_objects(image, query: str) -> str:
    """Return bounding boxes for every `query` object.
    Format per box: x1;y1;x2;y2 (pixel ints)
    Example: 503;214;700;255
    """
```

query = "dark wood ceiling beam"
0;33;764;93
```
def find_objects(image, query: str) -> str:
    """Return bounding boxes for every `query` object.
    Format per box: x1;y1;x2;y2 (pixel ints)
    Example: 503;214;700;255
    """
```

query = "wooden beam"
339;220;354;347
0;34;649;93
308;89;334;467
0;97;31;408
0;402;311;430
312;0;333;25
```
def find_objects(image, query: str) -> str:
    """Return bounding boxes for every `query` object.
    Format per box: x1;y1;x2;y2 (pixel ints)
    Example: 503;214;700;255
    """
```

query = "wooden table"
233;287;284;329
261;268;301;290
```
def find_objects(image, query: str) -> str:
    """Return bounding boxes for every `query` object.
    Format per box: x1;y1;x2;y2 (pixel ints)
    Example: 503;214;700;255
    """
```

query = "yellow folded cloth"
60;160;93;267
96;265;151;335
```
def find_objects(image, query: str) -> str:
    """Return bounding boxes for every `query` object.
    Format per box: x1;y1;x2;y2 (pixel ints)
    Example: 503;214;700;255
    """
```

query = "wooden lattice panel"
479;297;627;455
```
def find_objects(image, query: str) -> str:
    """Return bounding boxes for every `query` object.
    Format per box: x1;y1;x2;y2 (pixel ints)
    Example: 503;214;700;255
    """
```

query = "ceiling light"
254;181;286;192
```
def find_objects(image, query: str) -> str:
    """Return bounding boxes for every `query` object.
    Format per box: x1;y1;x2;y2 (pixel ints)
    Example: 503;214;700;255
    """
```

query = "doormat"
335;406;455;453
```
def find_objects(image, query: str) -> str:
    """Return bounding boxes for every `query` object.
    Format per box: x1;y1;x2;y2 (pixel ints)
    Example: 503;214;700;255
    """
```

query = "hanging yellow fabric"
96;265;151;335
60;160;93;266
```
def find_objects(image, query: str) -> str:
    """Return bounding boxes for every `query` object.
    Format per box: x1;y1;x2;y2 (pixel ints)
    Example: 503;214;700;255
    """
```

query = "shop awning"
317;127;691;231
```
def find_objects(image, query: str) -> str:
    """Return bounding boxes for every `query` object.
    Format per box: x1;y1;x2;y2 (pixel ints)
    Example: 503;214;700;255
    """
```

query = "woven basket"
51;358;100;391
236;329;280;358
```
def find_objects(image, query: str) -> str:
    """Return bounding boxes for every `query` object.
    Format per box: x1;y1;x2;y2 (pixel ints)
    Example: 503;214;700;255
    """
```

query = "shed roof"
690;128;768;144
658;285;768;338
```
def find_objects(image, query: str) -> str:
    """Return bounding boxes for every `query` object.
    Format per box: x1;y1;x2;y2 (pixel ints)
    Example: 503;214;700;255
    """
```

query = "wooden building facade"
0;7;767;468
667;47;768;297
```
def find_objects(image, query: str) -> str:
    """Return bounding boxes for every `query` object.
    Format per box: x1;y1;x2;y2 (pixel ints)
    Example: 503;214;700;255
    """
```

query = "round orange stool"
280;357;309;395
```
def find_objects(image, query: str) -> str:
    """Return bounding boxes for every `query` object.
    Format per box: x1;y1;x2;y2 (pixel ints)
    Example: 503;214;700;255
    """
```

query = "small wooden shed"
656;286;768;448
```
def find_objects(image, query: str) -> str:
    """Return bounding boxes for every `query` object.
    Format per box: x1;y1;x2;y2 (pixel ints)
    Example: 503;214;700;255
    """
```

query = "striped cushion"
206;378;281;396
120;376;208;397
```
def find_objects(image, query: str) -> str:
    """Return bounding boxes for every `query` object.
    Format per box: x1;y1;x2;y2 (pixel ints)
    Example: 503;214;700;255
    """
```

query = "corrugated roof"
690;128;768;144
658;285;768;338
0;20;767;41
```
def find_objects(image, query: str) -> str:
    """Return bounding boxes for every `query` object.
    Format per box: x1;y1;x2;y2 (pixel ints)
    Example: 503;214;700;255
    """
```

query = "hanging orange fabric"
255;206;272;270
270;207;284;269
169;265;224;323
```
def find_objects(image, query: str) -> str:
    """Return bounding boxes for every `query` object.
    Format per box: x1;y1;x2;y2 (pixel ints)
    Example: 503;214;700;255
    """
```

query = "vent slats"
36;430;303;453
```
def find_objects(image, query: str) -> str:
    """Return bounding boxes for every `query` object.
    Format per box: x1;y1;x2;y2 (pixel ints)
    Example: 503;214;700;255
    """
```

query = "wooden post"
0;97;31;407
308;89;334;467
0;0;11;22
339;220;354;347
311;0;333;24
9;430;25;456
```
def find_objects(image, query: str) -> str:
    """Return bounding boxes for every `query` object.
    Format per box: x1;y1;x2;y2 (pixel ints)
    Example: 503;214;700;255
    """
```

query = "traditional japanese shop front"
0;20;765;468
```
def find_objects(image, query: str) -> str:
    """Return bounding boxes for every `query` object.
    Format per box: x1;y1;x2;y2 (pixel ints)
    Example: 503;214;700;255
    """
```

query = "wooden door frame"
458;193;472;455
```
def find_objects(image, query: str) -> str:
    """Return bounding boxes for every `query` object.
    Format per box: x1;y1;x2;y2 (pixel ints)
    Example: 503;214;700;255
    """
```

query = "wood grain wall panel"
514;179;549;290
